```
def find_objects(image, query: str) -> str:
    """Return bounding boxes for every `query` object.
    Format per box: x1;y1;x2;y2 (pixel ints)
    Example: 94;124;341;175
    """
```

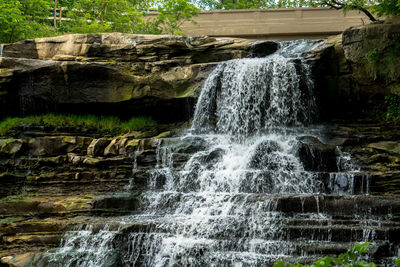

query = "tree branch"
351;5;377;21
321;0;376;22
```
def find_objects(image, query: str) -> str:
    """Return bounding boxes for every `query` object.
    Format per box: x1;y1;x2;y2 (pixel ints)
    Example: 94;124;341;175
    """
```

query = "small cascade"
34;225;119;267
0;44;3;57
148;140;173;189
125;142;142;191
35;40;400;266
327;148;370;195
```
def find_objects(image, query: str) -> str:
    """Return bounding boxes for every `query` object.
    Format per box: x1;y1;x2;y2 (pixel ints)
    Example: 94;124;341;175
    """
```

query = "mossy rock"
0;138;25;156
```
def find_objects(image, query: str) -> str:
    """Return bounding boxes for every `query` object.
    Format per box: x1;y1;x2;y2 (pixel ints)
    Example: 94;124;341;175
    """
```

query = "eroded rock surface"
0;124;176;263
313;21;400;120
0;34;278;122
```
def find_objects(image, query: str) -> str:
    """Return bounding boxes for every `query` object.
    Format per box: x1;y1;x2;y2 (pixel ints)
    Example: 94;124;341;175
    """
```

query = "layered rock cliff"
1;21;400;266
0;34;277;122
315;20;400;120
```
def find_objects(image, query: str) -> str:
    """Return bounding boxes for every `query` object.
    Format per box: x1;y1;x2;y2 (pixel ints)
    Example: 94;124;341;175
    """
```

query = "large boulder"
297;136;338;172
0;138;25;157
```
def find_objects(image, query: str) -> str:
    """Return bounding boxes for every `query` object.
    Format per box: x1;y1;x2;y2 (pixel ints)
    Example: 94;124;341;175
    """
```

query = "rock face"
297;136;338;172
310;20;400;121
0;34;278;122
0;124;174;263
1;24;400;266
342;21;400;87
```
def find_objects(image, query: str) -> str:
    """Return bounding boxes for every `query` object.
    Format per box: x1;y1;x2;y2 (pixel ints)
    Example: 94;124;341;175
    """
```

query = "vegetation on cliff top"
0;0;199;43
0;114;156;136
1;0;399;43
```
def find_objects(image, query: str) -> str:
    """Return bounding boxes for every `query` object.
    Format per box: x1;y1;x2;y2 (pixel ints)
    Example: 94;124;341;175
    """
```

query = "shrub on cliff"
0;114;156;136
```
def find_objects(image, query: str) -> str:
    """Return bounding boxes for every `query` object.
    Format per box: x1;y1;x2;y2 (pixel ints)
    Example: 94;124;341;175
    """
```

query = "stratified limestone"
313;20;400;120
0;34;278;122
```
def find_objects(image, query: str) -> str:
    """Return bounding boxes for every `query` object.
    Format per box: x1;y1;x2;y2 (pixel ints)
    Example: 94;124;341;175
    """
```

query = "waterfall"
34;225;120;267
0;44;4;57
191;40;318;136
35;40;390;266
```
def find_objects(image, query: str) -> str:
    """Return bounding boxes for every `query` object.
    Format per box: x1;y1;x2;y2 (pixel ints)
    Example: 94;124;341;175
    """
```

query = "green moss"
0;138;17;145
0;194;30;203
0;113;157;136
126;139;140;148
154;131;171;139
54;195;93;210
177;85;196;98
0;68;12;76
0;216;25;224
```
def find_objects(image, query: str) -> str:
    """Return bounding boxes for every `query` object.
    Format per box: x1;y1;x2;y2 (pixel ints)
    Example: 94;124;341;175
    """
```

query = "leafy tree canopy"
0;0;56;43
0;0;199;43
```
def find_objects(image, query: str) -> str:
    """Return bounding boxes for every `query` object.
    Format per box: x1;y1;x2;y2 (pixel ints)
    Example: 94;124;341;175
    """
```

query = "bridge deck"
179;7;370;40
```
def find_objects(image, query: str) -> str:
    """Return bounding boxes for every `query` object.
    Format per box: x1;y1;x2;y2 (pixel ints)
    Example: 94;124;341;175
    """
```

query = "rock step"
146;168;375;195
0;218;108;258
90;193;400;217
1;234;61;250
117;234;395;266
116;220;399;243
0;195;93;217
202;247;395;266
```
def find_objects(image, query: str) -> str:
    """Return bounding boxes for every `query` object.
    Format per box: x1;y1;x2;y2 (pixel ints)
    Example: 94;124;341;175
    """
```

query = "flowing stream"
33;40;397;267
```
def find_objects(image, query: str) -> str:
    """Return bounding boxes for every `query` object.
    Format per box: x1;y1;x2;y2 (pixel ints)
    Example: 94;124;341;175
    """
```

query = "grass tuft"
0;114;157;136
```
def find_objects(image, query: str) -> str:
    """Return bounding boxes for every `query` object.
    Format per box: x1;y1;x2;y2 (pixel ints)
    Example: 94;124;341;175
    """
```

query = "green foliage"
0;0;199;43
58;0;199;35
0;0;58;43
123;116;157;131
385;95;400;122
273;242;378;267
365;48;380;80
395;257;400;267
0;114;157;136
365;43;400;83
157;0;200;34
381;44;400;82
370;0;400;17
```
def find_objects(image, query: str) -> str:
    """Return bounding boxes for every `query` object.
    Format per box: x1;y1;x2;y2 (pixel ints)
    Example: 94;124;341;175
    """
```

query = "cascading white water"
120;40;326;266
37;40;379;266
35;225;120;267
0;44;4;57
192;40;317;136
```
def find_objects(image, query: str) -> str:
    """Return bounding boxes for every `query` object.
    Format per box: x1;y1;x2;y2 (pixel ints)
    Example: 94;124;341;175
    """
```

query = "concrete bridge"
179;7;370;40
